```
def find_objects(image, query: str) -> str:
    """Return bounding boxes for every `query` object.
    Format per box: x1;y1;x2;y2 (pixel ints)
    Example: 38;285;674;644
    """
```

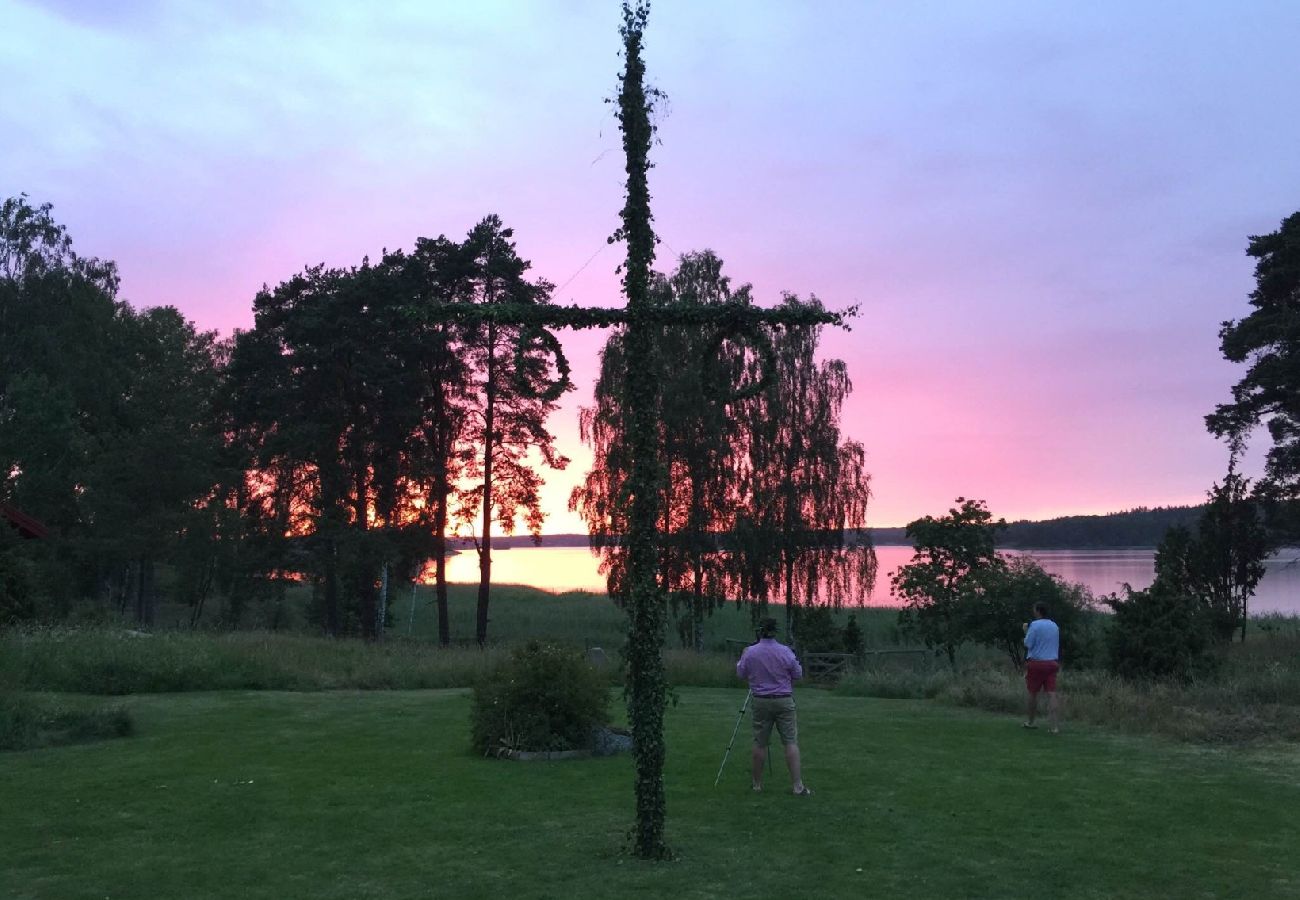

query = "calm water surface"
444;543;1300;615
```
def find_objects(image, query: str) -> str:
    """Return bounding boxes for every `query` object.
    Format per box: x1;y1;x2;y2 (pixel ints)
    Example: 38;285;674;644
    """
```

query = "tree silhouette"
1209;210;1300;540
455;216;571;647
893;498;1006;667
731;296;877;638
572;251;756;649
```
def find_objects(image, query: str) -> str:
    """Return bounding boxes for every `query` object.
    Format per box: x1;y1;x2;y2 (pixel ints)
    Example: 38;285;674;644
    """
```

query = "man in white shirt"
1023;601;1061;734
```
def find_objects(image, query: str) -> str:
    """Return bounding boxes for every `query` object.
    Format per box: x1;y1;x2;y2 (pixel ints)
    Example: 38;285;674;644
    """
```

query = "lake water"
444;543;1300;615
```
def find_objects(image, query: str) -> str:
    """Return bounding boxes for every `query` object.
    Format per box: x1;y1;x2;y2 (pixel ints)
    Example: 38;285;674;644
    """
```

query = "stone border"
499;748;593;762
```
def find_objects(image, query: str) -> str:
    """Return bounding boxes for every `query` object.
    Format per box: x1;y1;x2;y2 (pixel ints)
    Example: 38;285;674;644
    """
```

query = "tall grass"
10;590;1299;745
0;692;132;751
396;582;910;650
836;631;1300;743
0;628;510;694
0;626;750;695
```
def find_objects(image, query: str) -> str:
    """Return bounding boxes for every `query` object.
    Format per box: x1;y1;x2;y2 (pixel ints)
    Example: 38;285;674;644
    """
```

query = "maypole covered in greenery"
412;1;850;858
612;0;672;858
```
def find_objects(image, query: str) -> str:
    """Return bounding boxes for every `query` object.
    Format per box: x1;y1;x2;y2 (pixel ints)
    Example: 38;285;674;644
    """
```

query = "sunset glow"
5;1;1298;529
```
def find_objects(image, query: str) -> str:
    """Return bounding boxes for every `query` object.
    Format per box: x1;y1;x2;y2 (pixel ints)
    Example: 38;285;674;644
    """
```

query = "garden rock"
591;725;633;757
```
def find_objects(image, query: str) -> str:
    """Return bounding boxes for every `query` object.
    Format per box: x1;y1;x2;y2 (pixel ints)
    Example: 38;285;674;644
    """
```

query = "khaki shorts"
751;695;798;747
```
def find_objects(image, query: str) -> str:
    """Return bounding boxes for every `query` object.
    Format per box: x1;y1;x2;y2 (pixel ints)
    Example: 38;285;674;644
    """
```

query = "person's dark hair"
1033;601;1049;618
758;617;779;639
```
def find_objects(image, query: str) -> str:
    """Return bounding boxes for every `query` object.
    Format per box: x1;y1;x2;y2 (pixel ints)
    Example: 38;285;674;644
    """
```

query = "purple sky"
4;0;1299;530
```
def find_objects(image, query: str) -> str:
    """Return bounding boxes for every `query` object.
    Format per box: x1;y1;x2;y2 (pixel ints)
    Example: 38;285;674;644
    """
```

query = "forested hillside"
869;505;1204;548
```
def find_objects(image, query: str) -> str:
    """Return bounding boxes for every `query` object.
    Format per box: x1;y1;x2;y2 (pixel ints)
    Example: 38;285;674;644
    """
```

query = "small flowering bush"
470;641;610;755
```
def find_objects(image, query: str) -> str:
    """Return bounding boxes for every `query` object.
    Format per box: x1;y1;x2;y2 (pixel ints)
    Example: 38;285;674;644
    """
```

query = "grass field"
3;688;1298;899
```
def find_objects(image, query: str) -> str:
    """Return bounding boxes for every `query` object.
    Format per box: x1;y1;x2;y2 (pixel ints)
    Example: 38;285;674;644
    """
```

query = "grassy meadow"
5;583;1300;744
4;581;1300;897
4;688;1299;899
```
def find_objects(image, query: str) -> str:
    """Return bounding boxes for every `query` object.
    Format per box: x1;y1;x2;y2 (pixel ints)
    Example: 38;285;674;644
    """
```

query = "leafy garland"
411;299;853;331
511;324;572;403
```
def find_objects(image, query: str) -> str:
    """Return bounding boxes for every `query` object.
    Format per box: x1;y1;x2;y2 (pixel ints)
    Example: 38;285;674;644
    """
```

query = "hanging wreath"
512;324;573;402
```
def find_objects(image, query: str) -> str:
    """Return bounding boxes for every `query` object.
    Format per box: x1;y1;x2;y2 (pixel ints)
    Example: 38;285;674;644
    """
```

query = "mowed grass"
3;689;1298;900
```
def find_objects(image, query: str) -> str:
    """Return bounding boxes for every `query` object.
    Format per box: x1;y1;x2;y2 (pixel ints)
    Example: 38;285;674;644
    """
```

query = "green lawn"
3;689;1298;900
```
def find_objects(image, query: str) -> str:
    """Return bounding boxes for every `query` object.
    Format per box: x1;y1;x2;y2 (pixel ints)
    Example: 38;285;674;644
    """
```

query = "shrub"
842;614;864;658
1106;584;1216;681
794;605;843;654
469;641;610;755
963;557;1101;668
0;527;40;626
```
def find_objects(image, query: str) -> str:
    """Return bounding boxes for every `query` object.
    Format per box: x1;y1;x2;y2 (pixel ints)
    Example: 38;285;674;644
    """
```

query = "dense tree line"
226;214;570;643
997;506;1207;548
1;196;225;625
1;197;571;640
872;505;1206;548
1;195;871;650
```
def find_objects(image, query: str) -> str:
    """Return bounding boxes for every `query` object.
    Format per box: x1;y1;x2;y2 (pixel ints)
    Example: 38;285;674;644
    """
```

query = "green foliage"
227;216;572;644
1130;475;1272;647
574;256;874;656
1193;473;1270;641
228;254;436;638
894;498;1006;666
1106;583;1216;682
842;613;864;658
793;605;844;654
0;526;40;625
469;641;610;755
965;556;1099;668
1255;612;1300;636
0;692;131;751
1;196;225;624
612;0;673;860
1102;525;1220;681
1209;210;1300;536
1;195;123;554
893;502;1108;671
0;622;748;694
841;644;1300;743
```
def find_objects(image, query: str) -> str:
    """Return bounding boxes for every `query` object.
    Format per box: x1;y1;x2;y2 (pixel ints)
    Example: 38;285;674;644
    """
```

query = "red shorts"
1025;659;1059;693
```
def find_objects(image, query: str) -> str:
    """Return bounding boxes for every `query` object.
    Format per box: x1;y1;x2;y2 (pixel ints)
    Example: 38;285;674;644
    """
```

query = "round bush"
470;641;610;756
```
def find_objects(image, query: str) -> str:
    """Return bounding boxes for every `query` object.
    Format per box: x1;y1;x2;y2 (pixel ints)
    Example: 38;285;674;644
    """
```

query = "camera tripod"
714;690;771;786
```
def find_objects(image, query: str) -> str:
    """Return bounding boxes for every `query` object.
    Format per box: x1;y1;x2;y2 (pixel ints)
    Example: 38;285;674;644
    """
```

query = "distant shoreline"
469;505;1244;551
457;534;1172;551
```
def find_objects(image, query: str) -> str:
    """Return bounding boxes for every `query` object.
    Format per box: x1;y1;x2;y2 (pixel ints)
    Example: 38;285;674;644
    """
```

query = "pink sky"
4;1;1299;530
